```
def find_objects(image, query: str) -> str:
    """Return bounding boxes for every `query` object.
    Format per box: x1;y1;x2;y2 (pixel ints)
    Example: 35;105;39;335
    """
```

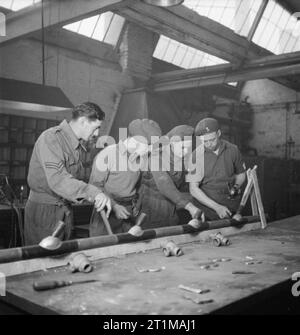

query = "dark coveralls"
187;140;246;220
89;141;143;236
25;120;100;246
139;150;191;229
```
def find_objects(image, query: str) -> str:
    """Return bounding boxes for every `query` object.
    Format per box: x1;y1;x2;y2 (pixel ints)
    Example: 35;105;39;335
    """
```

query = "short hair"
72;102;105;121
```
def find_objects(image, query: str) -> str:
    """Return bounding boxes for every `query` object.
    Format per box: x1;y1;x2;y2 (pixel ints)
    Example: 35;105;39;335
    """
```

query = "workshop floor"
2;216;300;315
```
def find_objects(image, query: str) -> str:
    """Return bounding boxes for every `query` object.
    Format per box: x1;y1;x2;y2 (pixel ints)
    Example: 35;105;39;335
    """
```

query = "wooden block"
252;169;267;229
247;169;258;216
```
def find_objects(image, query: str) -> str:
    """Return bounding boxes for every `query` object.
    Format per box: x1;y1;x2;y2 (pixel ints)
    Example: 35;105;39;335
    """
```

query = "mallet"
39;221;66;250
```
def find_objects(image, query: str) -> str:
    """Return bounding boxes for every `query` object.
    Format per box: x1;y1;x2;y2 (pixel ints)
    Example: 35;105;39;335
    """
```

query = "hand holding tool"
128;212;147;237
33;279;98;291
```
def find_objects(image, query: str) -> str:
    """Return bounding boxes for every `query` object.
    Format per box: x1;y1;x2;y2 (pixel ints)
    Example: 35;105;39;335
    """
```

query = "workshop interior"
0;0;300;315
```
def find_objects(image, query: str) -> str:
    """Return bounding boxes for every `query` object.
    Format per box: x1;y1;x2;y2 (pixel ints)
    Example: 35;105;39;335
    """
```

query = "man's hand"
185;202;205;222
215;205;231;219
113;204;131;220
94;193;112;217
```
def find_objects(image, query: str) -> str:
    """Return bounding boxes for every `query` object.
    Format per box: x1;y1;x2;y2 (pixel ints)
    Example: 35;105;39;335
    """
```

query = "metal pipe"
0;216;259;264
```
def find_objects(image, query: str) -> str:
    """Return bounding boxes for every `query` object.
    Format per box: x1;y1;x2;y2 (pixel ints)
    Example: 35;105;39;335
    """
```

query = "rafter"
0;0;131;46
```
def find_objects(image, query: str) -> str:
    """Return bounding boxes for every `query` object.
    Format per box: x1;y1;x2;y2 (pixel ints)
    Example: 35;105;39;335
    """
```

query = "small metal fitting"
211;232;230;247
68;253;93;273
162;241;183;257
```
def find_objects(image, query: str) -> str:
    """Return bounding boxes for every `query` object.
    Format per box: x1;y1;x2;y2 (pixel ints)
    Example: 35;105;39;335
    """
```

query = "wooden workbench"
0;216;299;315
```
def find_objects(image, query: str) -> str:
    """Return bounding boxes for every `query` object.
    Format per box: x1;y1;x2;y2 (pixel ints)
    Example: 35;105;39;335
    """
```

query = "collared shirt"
89;141;145;206
27;119;100;203
186;139;246;189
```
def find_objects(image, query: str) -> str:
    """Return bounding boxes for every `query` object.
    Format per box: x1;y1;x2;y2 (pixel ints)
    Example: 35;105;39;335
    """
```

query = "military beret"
128;119;162;144
195;118;219;136
166;125;194;141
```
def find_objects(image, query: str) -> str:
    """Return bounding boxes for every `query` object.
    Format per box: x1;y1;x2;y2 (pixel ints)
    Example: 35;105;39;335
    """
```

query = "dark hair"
72;102;105;121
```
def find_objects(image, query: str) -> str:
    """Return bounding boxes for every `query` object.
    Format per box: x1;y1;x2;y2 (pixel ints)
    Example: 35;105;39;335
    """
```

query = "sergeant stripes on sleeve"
45;161;64;171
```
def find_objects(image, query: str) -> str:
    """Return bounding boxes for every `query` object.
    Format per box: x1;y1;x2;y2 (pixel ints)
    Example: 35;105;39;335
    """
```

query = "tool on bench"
33;279;98;291
179;285;210;294
68;253;93;273
39;221;65;250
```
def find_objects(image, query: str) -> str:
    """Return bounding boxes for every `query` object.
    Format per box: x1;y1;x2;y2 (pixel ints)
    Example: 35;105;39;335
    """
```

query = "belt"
201;186;229;195
113;195;138;206
28;190;71;207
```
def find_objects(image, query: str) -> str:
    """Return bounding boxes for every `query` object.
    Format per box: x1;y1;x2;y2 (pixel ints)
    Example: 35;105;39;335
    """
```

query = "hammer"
128;212;147;237
100;210;113;235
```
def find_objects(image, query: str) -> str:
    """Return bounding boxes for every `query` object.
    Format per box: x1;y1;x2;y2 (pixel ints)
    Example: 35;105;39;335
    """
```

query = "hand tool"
100;210;113;235
128;212;147;237
33;279;98;291
39;221;65;250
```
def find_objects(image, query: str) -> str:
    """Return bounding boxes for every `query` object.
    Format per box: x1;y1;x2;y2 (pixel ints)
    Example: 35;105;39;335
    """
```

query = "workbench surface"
1;216;300;315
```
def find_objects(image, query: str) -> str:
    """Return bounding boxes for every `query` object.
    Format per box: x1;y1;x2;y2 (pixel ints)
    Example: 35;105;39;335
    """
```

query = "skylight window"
153;35;228;69
63;12;125;47
252;0;300;54
0;0;40;11
183;0;263;37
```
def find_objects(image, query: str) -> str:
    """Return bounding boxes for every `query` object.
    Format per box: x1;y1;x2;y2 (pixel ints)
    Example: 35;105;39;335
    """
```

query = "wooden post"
251;169;267;229
247;169;258;216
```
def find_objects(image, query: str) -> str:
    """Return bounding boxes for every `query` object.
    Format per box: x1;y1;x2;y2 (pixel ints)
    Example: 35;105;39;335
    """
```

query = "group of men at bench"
24;102;246;245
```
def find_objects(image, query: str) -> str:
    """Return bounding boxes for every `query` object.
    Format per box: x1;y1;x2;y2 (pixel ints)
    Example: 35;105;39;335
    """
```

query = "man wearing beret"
139;125;204;228
89;119;162;235
187;118;246;220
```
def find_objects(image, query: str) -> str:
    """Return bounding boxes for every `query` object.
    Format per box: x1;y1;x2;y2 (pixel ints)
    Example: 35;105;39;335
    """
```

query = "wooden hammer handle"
100;210;113;235
52;221;66;237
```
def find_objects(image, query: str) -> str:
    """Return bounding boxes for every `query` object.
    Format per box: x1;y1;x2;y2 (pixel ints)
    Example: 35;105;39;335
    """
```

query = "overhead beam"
247;0;269;41
151;51;300;92
30;28;119;65
115;2;262;64
0;0;131;46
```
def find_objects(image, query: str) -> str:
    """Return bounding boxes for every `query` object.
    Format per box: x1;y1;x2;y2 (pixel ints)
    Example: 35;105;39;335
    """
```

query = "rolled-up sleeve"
152;170;190;209
38;133;100;203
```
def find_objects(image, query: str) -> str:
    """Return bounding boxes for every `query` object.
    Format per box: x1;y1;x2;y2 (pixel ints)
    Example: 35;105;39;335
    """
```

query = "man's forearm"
189;183;220;211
